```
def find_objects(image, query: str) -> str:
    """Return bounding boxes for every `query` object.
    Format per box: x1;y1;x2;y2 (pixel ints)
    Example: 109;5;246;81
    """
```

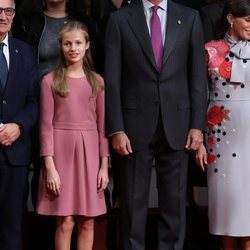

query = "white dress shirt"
142;0;168;44
1;34;10;69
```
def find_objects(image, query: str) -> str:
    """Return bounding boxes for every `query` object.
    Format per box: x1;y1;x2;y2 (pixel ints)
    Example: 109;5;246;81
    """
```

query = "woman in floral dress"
196;0;250;249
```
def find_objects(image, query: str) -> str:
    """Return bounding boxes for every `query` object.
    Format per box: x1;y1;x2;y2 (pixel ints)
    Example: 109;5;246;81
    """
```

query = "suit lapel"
5;38;20;94
162;1;182;67
127;1;157;70
127;1;183;71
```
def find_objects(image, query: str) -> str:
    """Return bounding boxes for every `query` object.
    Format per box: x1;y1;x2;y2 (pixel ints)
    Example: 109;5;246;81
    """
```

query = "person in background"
104;0;208;249
12;0;96;80
91;0;136;74
36;20;109;250
196;0;250;249
200;0;226;42
0;0;39;249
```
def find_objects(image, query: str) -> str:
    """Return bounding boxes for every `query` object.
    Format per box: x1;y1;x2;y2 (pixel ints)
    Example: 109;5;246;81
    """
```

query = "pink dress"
36;72;109;216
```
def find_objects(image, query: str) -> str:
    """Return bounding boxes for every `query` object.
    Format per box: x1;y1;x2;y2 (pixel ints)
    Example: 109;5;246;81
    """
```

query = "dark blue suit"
0;36;39;250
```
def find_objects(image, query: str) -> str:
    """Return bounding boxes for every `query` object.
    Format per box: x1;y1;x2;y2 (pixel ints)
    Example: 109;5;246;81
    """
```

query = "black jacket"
12;12;98;63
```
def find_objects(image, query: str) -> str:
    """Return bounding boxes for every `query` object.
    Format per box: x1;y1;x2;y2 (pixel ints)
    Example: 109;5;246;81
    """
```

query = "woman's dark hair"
223;0;250;18
217;0;250;38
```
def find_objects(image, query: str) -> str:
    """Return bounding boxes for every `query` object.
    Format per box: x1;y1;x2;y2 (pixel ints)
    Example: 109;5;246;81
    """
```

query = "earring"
230;23;233;28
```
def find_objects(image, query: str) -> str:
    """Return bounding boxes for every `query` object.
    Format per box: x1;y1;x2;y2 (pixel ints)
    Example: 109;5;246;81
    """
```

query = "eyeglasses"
0;8;15;16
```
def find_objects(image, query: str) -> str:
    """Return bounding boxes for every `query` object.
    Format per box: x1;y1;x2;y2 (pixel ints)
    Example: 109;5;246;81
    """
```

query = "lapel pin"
178;20;181;25
15;49;18;53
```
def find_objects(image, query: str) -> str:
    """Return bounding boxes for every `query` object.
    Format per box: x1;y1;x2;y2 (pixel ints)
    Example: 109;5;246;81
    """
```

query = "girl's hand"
44;156;61;196
46;167;61;196
97;157;109;192
195;143;207;172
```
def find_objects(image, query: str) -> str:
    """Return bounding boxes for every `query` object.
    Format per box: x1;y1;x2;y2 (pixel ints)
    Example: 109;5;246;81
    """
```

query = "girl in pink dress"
36;21;110;250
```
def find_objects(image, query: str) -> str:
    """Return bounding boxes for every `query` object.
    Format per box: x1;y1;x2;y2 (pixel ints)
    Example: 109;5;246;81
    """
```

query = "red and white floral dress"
205;39;250;236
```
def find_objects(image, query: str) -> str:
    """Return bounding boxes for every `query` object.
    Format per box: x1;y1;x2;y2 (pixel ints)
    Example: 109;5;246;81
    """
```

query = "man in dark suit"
200;0;225;42
105;0;208;249
0;0;39;249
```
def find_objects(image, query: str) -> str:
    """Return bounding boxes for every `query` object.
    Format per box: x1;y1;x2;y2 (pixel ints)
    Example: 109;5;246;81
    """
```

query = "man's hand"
185;128;203;151
0;123;22;146
112;132;133;156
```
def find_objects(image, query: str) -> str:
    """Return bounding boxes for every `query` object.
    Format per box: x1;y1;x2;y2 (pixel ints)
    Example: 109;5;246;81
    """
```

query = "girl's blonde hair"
53;20;102;97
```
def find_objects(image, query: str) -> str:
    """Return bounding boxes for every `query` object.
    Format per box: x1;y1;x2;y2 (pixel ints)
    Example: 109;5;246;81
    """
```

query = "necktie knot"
152;5;159;14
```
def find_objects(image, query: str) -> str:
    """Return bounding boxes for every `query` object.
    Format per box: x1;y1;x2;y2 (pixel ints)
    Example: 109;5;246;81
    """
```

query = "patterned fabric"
205;39;250;236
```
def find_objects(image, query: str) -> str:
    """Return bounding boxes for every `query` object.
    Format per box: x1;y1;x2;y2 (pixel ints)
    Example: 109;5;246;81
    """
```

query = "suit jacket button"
2;100;6;104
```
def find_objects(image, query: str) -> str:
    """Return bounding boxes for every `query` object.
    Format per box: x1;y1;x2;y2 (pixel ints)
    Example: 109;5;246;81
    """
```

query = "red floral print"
208;106;224;126
207;153;216;164
208;40;229;53
208;105;231;127
219;60;232;79
207;136;216;147
210;55;225;68
205;40;230;68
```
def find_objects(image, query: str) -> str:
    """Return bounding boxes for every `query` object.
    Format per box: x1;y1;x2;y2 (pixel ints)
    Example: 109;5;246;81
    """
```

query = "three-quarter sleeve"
96;80;110;157
39;74;55;156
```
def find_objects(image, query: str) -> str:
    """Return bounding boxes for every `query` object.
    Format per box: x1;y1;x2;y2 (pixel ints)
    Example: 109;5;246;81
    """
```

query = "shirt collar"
142;0;168;12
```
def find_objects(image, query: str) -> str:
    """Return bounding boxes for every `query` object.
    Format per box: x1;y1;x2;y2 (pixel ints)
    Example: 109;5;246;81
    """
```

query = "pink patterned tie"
150;5;163;71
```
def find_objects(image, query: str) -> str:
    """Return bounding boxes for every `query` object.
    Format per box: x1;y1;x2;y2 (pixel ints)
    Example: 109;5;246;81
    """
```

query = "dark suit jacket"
200;0;225;42
173;0;207;10
105;0;208;151
0;36;39;166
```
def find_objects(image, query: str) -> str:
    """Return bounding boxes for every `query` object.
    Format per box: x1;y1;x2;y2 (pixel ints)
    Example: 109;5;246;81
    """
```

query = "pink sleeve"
39;74;55;156
96;80;110;157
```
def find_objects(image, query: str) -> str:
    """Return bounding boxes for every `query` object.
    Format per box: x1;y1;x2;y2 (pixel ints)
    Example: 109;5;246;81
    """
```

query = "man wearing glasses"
0;0;39;250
